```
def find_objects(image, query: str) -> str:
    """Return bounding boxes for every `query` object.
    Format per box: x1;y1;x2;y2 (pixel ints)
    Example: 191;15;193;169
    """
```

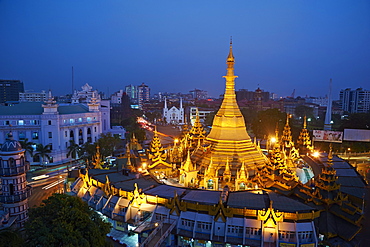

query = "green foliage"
0;230;24;247
34;143;52;165
78;142;96;162
67;140;80;160
25;194;111;247
294;105;314;119
240;108;258;130
251;109;286;139
19;138;35;157
204;111;216;126
97;132;123;159
340;113;370;130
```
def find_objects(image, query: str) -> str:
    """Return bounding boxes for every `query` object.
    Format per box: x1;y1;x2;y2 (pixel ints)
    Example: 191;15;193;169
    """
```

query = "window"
48;120;52;125
78;118;82;122
32;132;39;140
65;131;67;137
94;127;97;132
31;120;38;125
279;231;296;242
70;119;74;124
19;132;25;140
48;132;52;138
87;117;91;122
18;120;24;125
5;120;10;125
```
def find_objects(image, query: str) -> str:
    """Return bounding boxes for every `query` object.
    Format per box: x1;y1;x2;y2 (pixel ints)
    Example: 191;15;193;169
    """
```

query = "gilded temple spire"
297;116;313;155
193;41;268;190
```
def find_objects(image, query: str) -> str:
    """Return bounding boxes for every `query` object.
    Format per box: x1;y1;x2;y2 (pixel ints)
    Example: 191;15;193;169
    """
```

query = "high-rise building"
125;84;138;103
340;88;370;113
0;80;24;103
137;82;150;106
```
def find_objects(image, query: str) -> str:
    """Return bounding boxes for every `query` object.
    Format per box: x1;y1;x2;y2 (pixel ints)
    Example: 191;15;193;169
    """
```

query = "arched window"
207;179;214;189
9;158;16;167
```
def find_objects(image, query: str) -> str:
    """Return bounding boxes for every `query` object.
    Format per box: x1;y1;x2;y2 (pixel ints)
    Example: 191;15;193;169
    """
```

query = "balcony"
0;186;32;204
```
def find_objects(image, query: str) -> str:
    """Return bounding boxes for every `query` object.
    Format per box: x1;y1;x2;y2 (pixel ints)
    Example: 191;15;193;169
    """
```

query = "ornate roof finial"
303;115;307;129
227;36;234;62
328;143;333;165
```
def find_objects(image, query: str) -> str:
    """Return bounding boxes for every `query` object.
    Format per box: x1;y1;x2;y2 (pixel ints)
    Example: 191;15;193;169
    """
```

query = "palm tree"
19;138;35;161
67;140;80;160
34;144;52;167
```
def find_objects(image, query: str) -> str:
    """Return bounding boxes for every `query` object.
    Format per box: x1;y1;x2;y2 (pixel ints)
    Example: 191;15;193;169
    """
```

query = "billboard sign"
344;129;370;142
313;130;343;143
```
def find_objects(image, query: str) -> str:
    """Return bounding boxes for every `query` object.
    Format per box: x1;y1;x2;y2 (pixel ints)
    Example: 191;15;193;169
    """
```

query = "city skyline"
1;1;369;99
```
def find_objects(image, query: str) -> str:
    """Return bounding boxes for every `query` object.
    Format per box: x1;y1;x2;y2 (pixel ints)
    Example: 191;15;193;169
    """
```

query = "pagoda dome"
1;133;23;152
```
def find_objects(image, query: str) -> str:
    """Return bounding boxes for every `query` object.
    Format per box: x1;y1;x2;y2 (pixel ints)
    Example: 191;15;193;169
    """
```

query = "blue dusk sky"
0;0;369;99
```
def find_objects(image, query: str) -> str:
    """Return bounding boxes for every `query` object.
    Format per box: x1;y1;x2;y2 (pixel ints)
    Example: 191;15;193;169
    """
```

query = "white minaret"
179;97;184;124
324;78;333;130
163;97;168;124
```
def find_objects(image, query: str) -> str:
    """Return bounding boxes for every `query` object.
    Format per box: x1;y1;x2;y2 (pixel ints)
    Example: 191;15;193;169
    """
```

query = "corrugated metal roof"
227;191;266;209
0;102;43;115
0;102;89;115
182;190;221;205
145;184;186;199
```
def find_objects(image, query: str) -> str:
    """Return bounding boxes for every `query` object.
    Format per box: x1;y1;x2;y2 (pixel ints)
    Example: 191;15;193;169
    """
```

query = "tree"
0;230;24;247
294;105;314;119
19;138;35;160
340;113;370;130
97;133;122;159
251;109;286;139
204;111;216;126
25;194;111;247
77;142;96;166
34;143;52;166
67;140;80;160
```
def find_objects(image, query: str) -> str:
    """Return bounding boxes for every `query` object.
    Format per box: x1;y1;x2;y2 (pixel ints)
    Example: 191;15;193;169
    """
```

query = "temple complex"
70;42;366;247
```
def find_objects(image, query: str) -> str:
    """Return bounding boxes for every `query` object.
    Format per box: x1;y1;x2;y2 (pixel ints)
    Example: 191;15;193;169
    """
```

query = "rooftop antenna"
71;66;74;94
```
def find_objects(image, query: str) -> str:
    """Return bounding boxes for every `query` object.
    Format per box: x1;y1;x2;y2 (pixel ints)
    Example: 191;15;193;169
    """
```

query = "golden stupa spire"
182;150;194;172
192;41;268;189
239;161;248;180
224;157;231;181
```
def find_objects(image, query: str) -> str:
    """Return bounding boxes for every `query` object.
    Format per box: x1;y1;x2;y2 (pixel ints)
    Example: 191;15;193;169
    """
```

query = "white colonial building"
0;90;111;164
163;97;184;124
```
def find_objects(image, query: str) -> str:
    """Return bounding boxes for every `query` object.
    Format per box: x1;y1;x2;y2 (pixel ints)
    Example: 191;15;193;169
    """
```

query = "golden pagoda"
297;116;314;155
193;40;268;187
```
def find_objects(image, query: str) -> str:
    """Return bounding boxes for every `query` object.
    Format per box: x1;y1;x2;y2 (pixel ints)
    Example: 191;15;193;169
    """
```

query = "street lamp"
59;175;63;193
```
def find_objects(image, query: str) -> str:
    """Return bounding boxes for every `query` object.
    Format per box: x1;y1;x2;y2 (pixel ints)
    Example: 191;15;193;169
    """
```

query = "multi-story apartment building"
189;88;208;100
138;83;150;107
110;90;124;104
0;80;24;103
340;88;370;113
125;84;138;103
19;90;47;102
